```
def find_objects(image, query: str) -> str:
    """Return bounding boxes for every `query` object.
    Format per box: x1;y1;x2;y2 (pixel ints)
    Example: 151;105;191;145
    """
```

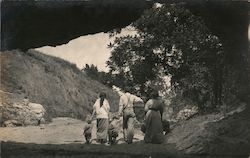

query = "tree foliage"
107;4;225;111
83;64;113;87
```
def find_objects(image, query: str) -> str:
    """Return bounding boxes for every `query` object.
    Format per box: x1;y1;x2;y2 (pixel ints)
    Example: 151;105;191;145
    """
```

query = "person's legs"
85;133;91;144
108;129;112;143
122;108;136;144
113;130;119;144
123;108;136;144
96;118;109;143
123;112;129;142
126;117;135;144
91;119;97;141
96;119;101;143
112;136;117;144
108;130;117;144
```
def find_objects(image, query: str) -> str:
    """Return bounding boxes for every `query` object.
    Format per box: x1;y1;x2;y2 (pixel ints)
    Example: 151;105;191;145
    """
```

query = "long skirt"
144;110;164;144
96;118;109;141
123;108;135;143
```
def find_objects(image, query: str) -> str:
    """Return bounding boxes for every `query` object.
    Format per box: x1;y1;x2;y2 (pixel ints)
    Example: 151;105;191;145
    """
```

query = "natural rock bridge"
2;0;249;107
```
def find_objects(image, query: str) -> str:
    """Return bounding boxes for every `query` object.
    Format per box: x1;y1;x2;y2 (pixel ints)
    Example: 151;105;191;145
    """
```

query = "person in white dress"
91;92;110;144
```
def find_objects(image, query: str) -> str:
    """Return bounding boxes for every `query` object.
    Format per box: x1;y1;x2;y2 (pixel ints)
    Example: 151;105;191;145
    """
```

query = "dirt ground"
0;117;249;158
0;117;144;144
0;117;183;158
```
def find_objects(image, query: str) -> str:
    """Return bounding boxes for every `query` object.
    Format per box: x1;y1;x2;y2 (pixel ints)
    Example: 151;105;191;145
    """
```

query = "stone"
176;106;198;121
3;120;22;127
1;99;46;127
28;103;45;118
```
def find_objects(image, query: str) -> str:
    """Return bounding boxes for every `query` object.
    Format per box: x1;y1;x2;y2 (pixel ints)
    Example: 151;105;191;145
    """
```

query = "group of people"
83;88;169;145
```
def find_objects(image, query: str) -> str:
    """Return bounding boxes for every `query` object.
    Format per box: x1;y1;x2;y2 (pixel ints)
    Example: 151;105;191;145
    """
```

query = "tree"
107;4;224;111
82;64;113;88
83;64;99;80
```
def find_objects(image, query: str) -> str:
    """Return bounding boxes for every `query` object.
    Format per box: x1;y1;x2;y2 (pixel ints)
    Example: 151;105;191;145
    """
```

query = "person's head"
87;119;92;124
151;90;159;99
86;115;91;123
113;115;119;120
99;92;107;107
123;86;133;93
99;92;107;99
162;120;170;132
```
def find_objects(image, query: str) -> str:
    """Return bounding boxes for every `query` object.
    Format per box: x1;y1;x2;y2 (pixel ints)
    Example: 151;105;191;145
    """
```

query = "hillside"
0;49;119;124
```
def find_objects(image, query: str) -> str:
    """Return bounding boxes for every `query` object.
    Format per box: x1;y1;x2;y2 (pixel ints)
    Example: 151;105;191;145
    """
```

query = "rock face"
1;0;152;50
166;105;250;156
1;1;248;54
2;99;46;126
175;106;198;121
0;50;120;123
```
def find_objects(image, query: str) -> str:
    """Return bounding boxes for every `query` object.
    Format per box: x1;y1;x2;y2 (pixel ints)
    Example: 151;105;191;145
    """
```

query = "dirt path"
0;117;185;158
0;117;84;144
0;117;144;144
1;117;248;158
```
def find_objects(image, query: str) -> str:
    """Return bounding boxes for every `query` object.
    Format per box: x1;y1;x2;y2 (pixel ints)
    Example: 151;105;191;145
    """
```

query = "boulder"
3;120;14;127
176;106;198;121
3;120;22;127
28;102;45;119
1;99;46;127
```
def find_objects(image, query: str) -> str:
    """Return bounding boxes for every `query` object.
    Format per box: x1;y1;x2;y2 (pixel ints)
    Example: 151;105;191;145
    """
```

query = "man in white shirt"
118;87;137;144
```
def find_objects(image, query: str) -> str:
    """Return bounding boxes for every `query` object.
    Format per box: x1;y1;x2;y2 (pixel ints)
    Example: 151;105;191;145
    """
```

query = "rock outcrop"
1;0;152;50
175;106;198;121
1;99;45;127
166;104;250;156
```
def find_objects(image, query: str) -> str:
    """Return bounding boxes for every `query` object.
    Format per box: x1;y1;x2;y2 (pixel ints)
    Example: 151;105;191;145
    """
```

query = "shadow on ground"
1;141;249;158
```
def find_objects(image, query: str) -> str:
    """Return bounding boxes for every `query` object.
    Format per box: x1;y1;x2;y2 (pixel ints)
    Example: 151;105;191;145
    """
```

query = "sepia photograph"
0;0;249;157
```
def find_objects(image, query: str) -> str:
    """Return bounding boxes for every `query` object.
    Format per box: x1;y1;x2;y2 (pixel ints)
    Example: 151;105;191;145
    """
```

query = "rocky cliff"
166;103;250;156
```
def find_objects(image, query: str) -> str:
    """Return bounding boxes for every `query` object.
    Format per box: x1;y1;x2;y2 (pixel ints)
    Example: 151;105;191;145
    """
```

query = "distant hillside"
0;49;119;121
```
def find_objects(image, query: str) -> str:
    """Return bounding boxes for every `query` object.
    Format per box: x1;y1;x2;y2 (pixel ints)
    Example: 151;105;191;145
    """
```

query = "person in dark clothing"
142;90;165;144
162;119;170;135
83;119;93;144
108;116;119;145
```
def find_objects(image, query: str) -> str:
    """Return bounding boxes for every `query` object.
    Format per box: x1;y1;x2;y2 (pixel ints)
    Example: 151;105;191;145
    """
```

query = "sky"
35;26;136;72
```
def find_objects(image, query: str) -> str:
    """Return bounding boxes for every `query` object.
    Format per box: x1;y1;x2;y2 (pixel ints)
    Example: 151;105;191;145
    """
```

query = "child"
83;119;93;144
108;116;119;145
162;120;170;135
